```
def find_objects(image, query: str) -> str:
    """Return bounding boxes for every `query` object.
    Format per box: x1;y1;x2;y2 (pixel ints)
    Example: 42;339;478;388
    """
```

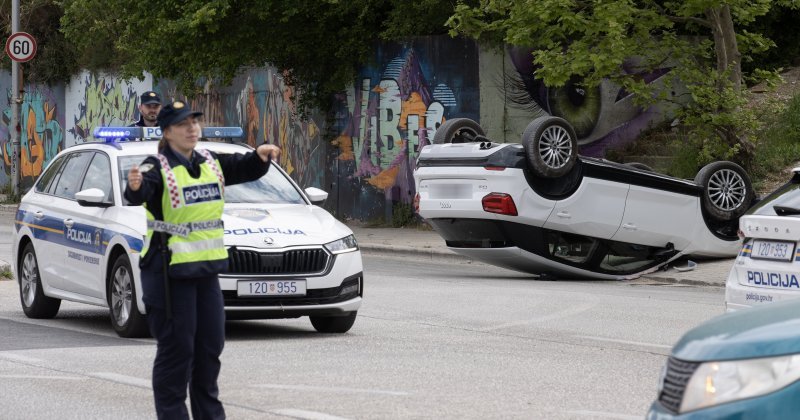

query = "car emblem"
263;237;275;245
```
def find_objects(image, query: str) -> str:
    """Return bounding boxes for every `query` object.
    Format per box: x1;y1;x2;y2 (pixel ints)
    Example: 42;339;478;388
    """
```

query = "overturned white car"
414;117;754;279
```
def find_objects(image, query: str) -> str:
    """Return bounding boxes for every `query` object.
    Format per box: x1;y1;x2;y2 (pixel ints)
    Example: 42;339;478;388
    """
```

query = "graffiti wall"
157;68;325;190
65;71;152;146
0;73;66;190
330;37;479;221
480;46;687;156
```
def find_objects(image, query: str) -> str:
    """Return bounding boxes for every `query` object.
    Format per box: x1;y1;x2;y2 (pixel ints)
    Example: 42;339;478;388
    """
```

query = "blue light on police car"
93;127;143;139
203;127;244;138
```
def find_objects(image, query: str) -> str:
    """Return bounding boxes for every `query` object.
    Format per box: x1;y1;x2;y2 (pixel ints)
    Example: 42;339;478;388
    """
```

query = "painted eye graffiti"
505;70;601;139
545;76;601;139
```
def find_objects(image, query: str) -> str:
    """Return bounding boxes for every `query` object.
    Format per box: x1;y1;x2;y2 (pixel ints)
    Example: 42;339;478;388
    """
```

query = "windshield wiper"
773;205;800;216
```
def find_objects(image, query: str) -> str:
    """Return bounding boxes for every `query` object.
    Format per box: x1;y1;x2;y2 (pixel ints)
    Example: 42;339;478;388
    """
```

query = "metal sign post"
5;8;37;196
10;0;20;197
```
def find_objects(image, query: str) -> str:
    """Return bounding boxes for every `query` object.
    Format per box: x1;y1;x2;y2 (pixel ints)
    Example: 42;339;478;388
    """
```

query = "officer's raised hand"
256;143;281;162
128;165;143;191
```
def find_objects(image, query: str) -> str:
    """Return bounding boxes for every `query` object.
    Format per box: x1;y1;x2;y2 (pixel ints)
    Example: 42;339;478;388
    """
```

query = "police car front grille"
226;248;329;275
658;357;700;414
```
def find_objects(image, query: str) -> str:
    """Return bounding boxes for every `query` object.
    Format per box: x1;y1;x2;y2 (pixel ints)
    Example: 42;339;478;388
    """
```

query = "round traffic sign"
5;32;37;63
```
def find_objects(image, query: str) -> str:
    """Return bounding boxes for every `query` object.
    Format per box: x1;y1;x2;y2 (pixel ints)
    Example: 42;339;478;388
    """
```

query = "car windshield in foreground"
118;154;305;205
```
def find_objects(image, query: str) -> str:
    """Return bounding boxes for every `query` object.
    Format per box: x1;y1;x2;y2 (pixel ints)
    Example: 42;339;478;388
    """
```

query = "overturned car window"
545;230;669;275
598;241;660;273
547;231;598;264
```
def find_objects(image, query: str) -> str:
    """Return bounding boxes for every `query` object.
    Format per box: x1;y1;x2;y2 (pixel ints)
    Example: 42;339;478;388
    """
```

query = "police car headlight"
680;354;800;413
324;235;358;254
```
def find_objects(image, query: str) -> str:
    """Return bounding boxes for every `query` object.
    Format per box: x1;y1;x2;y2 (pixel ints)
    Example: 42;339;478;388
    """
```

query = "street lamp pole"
10;0;20;197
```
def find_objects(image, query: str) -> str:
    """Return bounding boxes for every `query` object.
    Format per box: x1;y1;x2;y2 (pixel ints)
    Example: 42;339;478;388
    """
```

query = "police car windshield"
747;177;800;216
118;155;305;205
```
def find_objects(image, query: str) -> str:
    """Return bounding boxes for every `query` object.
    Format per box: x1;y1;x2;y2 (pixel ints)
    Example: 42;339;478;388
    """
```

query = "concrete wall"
0;36;684;224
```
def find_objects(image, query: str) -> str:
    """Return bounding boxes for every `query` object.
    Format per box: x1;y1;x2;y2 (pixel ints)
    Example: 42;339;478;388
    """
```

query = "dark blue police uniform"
125;103;271;420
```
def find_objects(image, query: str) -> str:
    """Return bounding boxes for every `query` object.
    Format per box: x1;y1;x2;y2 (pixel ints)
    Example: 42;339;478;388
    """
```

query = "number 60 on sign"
5;32;37;63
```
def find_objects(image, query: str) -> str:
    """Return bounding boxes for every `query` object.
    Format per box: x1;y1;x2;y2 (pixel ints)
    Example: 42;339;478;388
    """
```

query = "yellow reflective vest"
141;149;227;277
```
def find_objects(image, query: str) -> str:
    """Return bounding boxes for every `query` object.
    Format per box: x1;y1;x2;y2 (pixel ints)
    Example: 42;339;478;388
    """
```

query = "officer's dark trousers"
145;273;226;420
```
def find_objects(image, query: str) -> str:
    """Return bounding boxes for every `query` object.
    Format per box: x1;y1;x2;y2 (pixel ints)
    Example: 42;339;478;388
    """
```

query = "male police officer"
131;91;162;128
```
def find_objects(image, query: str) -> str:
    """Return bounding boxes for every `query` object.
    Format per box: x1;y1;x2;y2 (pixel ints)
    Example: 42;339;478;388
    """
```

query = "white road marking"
567;410;642;419
576;335;672;349
0;374;83;380
254;383;408;396
0;352;44;363
271;408;351;420
89;372;152;389
480;303;595;331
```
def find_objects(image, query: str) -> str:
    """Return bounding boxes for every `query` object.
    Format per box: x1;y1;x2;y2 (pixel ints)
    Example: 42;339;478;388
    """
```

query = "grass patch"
749;95;800;192
0;266;12;280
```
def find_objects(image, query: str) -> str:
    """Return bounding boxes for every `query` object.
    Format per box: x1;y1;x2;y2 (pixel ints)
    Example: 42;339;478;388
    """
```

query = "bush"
391;202;417;228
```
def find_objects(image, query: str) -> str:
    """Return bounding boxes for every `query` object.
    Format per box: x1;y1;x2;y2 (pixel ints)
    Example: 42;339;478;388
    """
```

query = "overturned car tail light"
482;193;518;216
413;193;420;214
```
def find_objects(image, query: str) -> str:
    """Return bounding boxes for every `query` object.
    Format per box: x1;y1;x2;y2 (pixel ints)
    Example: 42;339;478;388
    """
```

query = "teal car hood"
673;300;800;361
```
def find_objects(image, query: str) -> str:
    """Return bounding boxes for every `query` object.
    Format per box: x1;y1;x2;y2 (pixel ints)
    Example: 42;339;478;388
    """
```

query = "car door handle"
556;211;571;219
622;223;637;231
34;211;45;220
64;219;74;229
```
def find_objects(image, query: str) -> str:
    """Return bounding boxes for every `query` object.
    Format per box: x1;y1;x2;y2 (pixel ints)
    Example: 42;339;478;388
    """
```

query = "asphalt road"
0;253;725;419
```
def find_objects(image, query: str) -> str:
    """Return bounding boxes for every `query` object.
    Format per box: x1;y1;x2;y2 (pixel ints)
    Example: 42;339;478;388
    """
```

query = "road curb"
0;204;16;214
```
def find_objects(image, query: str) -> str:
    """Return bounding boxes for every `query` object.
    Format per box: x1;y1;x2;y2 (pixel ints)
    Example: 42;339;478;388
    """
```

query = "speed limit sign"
5;32;36;63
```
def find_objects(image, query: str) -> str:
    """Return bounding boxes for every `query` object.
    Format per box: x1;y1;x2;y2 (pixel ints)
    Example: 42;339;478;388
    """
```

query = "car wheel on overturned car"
694;161;755;222
522;116;579;178
310;312;358;333
18;242;61;319
108;253;149;338
432;118;486;144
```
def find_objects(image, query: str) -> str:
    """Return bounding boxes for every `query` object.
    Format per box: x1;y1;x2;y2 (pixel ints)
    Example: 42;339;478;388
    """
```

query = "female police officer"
125;100;280;419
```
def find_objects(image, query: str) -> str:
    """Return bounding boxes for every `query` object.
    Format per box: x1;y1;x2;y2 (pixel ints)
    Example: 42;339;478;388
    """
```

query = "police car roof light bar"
93;126;244;140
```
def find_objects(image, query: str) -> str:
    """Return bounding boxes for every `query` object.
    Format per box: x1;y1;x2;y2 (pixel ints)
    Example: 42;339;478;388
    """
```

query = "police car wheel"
310;312;357;333
108;254;149;338
18;242;61;319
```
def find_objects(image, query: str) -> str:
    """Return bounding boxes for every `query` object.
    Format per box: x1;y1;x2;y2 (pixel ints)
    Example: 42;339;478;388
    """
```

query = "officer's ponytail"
158;138;167;152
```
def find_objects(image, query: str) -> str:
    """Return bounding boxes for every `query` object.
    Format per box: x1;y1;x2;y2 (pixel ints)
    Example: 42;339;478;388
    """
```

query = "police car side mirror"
76;188;112;208
305;187;328;204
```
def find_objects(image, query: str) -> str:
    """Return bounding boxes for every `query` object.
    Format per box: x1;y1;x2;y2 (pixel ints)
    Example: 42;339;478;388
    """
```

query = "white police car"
726;168;800;310
12;127;363;337
414;117;755;280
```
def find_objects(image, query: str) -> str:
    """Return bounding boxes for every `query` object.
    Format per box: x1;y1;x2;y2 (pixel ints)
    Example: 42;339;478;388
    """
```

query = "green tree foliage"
60;0;476;111
0;0;79;84
447;0;800;165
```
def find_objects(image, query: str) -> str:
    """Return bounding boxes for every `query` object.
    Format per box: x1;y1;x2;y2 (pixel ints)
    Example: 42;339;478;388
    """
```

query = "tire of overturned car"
522;116;579;178
432;118;486;144
694;161;755;222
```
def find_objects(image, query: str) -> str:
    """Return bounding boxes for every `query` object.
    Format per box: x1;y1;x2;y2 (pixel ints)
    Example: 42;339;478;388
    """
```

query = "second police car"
12;126;363;337
726;167;800;310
